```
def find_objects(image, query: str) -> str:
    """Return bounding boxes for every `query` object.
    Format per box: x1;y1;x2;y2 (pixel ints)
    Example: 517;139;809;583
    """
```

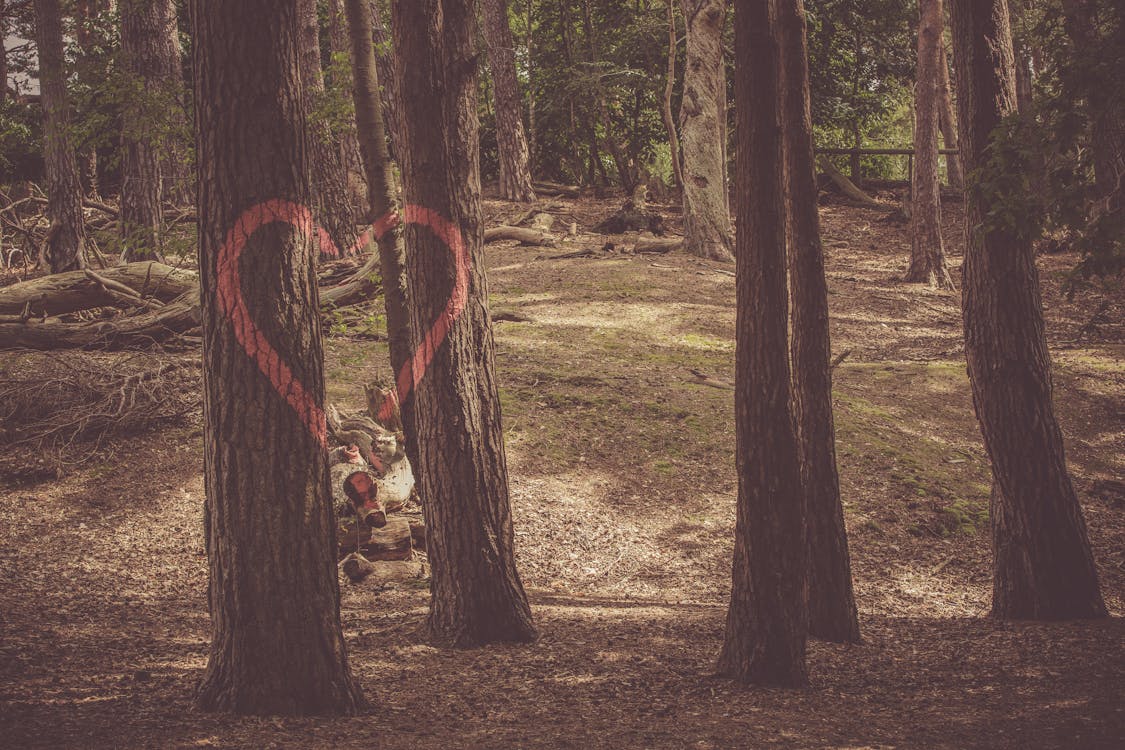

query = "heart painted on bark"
217;200;469;447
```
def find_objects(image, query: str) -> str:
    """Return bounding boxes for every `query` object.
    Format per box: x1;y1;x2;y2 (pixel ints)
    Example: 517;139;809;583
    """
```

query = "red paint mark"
217;200;469;447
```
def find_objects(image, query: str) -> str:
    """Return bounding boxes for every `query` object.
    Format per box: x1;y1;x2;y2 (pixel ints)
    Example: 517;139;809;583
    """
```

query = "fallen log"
532;181;581;198
0;262;197;317
483;225;556;246
817;156;884;208
338;517;413;560
634;236;683;254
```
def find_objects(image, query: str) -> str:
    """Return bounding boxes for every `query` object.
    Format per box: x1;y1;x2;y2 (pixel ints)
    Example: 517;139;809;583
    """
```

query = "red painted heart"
217;200;469;446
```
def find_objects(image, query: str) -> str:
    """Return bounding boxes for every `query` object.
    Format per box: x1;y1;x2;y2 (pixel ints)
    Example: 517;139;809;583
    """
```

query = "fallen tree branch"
817;156;884;208
0;262;196;317
483;225;556;246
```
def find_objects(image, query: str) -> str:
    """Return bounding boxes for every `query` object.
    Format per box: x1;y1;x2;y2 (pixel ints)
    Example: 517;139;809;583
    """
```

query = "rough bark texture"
481;0;537;202
907;0;953;288
343;0;418;472
325;0;367;204
73;0;103;198
937;40;963;189
662;0;683;190
679;0;733;262
392;0;537;647
120;0;171;262
949;0;1107;620
777;0;860;644
33;0;87;273
190;0;366;714
368;0;404;163
299;0;361;258
718;0;808;687
155;0;191;207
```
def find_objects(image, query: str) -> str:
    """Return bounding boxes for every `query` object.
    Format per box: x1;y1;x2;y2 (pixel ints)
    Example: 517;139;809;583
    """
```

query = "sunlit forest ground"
1;196;1122;748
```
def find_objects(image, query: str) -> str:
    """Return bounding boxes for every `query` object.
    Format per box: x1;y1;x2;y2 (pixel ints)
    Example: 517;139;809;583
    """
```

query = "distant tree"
119;0;173;262
679;0;733;262
298;0;360;257
367;0;403;161
718;0;808;687
777;0;860;644
481;0;537;201
392;0;537;646
73;0;107;198
906;0;953;287
937;39;963;189
191;0;366;714
33;0;86;272
949;0;1107;620
661;0;683;190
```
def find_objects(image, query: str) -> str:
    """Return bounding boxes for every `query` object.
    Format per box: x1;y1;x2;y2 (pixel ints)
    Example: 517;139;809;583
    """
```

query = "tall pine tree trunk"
325;0;367;206
907;0;953;288
481;0;536;201
299;0;360;257
718;0;807;687
949;0;1107;621
191;0;366;714
777;0;859;645
74;0;102;199
392;0;537;647
679;0;733;262
33;0;87;273
120;0;168;262
937;40;963;189
155;0;191;207
368;0;404;163
662;0;683;190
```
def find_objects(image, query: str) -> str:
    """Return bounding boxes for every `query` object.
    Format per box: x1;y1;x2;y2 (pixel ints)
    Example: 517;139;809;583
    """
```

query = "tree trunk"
343;0;418;476
949;0;1107;620
777;0;859;644
190;0;366;714
33;0;87;273
325;0;367;205
0;3;6;109
1008;0;1034;113
907;0;953;288
120;0;170;263
679;0;733;262
155;1;192;207
368;0;404;163
481;0;537;202
73;0;103;199
937;40;963;189
718;0;808;687
392;0;537;647
525;0;537;169
662;0;683;190
299;0;361;258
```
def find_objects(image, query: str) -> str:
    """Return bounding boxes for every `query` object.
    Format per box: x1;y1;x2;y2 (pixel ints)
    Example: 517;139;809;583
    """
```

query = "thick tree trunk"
481;0;537;202
777;0;859;644
662;0;683;190
298;0;361;258
949;0;1106;620
190;0;366;714
33;0;87;273
937;41;963;189
679;0;733;262
120;0;170;263
907;0;953;288
343;0;418;475
718;0;808;687
392;0;537;647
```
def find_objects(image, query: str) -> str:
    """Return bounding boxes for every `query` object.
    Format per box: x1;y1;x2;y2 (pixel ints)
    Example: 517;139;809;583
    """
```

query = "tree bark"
73;0;104;198
949;0;1107;620
324;0;367;204
718;0;808;687
119;0;171;263
777;0;859;644
662;0;683;190
392;0;537;647
154;0;191;207
937;40;963;189
299;0;361;258
679;0;733;262
33;0;87;273
368;0;404;163
907;0;953;288
481;0;537;202
190;0;366;714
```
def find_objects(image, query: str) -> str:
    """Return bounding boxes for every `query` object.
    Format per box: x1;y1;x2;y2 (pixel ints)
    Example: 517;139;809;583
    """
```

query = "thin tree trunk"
343;0;417;472
0;3;6;109
718;0;808;687
156;1;191;207
120;0;168;263
299;0;360;258
662;0;683;190
525;0;537;169
392;0;537;647
73;0;102;199
325;0;367;206
937;40;963;189
679;0;733;262
948;0;1107;620
481;0;536;201
907;0;953;288
190;0;366;714
777;0;859;644
368;0;404;163
33;0;87;272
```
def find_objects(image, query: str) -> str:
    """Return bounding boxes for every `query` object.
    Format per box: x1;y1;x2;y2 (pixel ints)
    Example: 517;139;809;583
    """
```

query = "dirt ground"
1;194;1123;748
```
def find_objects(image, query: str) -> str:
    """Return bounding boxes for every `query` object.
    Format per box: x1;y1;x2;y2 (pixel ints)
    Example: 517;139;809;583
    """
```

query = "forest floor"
1;193;1123;748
